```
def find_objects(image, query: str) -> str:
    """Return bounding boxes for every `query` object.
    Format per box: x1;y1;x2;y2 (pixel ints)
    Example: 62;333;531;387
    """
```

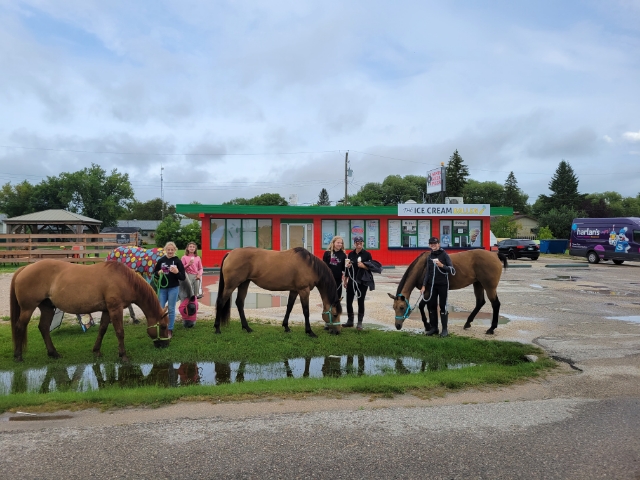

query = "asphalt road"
1;256;639;479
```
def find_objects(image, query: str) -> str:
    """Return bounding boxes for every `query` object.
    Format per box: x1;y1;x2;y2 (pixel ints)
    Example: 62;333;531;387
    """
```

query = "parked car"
496;239;540;260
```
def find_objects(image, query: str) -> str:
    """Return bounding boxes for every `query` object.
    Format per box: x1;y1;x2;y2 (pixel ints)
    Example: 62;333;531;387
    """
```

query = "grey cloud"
525;127;599;158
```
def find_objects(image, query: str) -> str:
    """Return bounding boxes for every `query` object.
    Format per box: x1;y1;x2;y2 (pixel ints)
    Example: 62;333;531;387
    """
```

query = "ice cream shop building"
176;204;511;268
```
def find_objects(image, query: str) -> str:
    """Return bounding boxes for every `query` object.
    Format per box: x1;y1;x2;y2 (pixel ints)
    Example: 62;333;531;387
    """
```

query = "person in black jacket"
322;236;348;299
420;236;454;337
153;241;186;339
345;235;374;330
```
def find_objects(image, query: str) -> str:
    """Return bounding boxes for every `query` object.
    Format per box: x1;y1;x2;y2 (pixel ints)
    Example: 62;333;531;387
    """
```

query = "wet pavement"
1;255;639;478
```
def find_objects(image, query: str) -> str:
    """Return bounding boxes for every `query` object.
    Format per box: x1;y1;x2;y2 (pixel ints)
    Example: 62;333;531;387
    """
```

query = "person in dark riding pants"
344;235;373;330
420;236;454;337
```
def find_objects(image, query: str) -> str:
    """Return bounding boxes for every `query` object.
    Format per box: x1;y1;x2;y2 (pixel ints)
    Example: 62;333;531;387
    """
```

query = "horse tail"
215;253;231;327
10;266;28;353
498;252;508;270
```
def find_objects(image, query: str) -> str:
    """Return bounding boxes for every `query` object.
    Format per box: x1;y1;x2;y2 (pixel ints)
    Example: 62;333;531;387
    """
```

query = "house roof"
512;215;538;221
4;209;101;225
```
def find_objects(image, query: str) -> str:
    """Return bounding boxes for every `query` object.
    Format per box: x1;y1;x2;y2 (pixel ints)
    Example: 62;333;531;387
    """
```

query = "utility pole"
344;151;349;206
160;164;164;220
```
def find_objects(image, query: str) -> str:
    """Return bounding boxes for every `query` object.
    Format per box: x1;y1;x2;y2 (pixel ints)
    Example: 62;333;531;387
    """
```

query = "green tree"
121;198;176;220
177;221;202;249
154;216;182;248
491;216;518;238
317;188;330;206
537;205;584;239
404;175;427;203
223;193;288;206
0;181;37;217
536;226;554;240
445;150;469;197
380;175;420;204
463;180;504;205
534;160;582;215
350;182;384;206
503;172;529;212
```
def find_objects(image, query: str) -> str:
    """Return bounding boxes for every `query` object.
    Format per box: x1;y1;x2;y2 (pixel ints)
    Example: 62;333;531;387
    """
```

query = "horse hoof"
48;351;61;359
463;322;471;329
485;328;495;335
306;331;318;338
133;320;140;325
243;327;253;333
283;327;291;333
14;356;23;362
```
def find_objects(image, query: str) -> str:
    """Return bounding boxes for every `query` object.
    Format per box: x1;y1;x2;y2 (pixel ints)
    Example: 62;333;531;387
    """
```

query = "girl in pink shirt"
179;242;204;300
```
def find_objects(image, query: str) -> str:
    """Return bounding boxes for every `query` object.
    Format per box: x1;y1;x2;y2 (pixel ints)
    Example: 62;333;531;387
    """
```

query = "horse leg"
485;288;501;335
282;291;298;333
37;301;60;359
235;280;253;333
299;289;316;338
129;305;139;324
109;308;130;362
418;300;429;332
92;310;112;357
463;282;487;329
13;307;36;362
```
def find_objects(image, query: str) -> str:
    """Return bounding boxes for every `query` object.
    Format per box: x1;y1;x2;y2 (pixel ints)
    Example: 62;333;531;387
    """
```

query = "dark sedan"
496;239;540;260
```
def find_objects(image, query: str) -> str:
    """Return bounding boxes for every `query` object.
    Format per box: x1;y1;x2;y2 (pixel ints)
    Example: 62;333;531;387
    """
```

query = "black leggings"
426;283;448;313
346;282;369;317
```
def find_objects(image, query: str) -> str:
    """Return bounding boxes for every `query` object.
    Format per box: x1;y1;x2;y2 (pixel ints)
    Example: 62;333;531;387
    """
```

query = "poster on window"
388;220;401;247
417;220;431;247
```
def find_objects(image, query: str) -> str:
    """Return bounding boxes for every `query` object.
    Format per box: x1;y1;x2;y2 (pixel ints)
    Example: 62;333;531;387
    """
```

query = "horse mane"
396;252;429;294
292;247;341;306
103;261;162;316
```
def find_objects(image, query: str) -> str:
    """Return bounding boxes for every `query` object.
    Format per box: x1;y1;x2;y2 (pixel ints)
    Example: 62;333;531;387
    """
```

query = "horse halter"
323;308;341;326
150;323;171;342
395;293;423;322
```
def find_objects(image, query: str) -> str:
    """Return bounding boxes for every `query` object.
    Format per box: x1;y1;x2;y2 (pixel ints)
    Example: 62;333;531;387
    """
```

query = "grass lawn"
0;317;555;412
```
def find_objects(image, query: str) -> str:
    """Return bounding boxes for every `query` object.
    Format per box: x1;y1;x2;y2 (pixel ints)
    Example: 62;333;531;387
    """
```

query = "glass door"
280;223;313;252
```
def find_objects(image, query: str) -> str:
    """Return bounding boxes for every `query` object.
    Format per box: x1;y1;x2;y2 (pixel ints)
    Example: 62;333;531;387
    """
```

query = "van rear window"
634;230;640;244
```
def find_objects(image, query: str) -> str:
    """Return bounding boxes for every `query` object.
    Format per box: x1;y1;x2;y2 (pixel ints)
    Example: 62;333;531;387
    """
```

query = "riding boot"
439;311;449;337
356;312;364;331
425;310;439;336
343;313;354;328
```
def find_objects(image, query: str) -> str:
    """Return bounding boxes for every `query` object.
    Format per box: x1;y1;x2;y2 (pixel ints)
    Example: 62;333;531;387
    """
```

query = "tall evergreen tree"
503;171;528;212
534;160;582;215
317;188;330;205
445;150;469;197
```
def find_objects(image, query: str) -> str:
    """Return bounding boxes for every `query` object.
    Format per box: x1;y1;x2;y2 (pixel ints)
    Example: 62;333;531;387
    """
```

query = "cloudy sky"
1;1;639;207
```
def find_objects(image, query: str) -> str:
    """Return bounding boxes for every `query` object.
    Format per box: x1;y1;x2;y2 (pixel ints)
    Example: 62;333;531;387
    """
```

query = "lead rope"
423;261;457;313
344;263;362;299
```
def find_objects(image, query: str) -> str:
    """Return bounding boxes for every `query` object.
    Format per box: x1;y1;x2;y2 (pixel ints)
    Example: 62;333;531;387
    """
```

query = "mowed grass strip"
0;318;555;412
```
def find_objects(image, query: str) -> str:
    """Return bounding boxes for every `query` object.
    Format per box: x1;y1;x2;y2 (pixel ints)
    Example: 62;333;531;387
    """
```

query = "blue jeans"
158;286;179;331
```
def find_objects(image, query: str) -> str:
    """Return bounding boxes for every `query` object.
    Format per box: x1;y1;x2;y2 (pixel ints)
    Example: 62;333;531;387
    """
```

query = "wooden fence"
0;233;140;264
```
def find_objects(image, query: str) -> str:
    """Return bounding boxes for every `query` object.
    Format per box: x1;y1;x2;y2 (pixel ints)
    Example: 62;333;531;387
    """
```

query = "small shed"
4;209;102;234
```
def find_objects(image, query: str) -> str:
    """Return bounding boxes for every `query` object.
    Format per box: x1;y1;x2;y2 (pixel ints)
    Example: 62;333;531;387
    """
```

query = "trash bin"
539;239;568;254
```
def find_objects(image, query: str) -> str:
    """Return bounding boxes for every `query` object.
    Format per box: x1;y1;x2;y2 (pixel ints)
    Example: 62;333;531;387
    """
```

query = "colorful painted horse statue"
215;247;343;337
388;249;508;335
10;260;170;362
106;246;165;323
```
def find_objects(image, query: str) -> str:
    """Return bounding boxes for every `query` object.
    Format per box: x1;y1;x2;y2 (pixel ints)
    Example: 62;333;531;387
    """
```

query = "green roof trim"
176;204;513;216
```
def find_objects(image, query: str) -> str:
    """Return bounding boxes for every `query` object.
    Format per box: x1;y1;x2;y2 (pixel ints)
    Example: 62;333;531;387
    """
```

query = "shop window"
210;218;272;249
321;219;379;249
389;219;430;248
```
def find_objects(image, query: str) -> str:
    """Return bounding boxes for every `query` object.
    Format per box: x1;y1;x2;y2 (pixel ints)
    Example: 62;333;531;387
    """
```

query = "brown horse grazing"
388;250;508;334
215;247;343;337
10;260;170;362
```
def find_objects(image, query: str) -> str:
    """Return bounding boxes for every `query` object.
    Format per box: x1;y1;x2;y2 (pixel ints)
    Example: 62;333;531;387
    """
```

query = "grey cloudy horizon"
1;0;639;207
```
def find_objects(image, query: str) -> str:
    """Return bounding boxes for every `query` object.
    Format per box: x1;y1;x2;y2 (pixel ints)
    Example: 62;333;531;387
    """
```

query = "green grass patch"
0;318;555;412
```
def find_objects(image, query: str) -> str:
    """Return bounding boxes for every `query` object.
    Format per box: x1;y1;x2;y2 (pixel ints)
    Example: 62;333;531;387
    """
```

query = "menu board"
388;220;401;247
417;220;431;247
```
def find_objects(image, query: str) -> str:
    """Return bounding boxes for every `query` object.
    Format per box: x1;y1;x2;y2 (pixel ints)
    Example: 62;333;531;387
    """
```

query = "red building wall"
200;213;491;268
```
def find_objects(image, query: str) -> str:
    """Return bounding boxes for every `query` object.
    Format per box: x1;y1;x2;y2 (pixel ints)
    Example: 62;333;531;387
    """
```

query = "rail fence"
0;233;140;265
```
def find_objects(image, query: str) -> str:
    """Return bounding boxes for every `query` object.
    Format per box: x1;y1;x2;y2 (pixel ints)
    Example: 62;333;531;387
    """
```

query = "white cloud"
622;131;640;142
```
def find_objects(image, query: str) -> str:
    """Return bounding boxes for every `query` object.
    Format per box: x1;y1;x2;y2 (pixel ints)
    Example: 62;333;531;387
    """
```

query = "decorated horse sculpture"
10;260;170;362
215;247;343;337
388;249;508;335
105;246;165;323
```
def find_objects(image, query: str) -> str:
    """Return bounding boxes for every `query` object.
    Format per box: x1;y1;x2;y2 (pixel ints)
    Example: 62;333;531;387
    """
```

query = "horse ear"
387;293;397;300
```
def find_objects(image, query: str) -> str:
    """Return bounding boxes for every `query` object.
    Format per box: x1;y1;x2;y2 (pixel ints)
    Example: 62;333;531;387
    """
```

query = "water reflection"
0;357;476;395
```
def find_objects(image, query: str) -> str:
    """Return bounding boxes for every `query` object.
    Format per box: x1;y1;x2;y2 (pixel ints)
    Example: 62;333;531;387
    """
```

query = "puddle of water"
0;357;477;395
406;310;510;326
579;289;639;297
605;316;640;324
529;284;544;289
543;275;580;281
200;291;293;308
501;314;545;322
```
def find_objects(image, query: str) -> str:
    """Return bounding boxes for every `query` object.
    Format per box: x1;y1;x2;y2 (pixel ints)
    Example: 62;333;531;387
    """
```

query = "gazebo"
4;209;102;234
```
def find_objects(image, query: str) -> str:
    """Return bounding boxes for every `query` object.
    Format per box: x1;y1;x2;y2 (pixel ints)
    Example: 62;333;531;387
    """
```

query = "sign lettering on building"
398;204;490;217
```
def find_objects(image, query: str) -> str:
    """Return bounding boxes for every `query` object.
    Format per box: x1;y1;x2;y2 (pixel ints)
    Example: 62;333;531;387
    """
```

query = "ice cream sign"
398;204;490;217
